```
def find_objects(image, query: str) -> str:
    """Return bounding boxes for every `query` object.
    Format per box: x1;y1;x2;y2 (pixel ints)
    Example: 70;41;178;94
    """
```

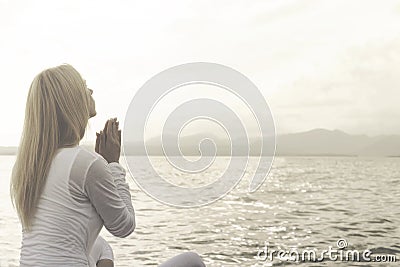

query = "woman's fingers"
106;120;114;143
105;119;119;144
103;118;115;142
97;120;121;163
115;120;120;136
114;123;119;144
110;118;121;144
98;118;121;161
103;120;109;133
103;121;109;144
99;131;106;152
103;118;117;129
112;121;118;141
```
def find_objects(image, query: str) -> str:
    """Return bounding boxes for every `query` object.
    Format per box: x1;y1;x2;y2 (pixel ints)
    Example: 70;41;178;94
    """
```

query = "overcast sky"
1;0;399;146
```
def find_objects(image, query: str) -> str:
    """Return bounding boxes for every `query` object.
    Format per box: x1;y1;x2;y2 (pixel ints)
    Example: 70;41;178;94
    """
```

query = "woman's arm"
84;158;135;237
85;118;135;237
91;236;115;267
97;259;114;267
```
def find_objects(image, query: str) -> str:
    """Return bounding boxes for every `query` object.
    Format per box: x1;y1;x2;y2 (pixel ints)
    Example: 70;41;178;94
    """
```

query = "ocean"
0;156;399;266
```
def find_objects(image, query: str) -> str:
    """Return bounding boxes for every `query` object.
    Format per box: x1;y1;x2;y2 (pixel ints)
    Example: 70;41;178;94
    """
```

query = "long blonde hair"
11;64;91;230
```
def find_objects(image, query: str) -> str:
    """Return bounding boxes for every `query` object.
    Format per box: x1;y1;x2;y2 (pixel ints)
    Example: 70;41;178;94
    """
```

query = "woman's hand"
95;118;121;163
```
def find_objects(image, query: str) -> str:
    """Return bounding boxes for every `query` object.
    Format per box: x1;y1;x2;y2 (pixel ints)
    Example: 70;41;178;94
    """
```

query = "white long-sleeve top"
20;146;135;266
89;236;114;266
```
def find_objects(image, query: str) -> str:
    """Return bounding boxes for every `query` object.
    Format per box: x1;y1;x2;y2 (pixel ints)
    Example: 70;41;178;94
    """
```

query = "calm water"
0;156;399;266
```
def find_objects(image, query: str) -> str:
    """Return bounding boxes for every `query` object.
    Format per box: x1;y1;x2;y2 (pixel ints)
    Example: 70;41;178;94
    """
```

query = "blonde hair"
11;64;91;230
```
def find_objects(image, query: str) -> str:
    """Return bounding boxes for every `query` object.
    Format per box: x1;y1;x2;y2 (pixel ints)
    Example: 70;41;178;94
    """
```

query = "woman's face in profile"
88;88;96;118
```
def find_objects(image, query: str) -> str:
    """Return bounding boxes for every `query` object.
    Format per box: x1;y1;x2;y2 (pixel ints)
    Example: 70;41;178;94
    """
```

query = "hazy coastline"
2;129;399;157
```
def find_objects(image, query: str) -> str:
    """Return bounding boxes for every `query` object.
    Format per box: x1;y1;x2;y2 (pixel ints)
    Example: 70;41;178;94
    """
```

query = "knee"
183;252;205;267
159;251;206;267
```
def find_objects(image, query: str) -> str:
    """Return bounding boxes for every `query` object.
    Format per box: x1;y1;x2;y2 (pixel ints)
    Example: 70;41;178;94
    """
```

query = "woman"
11;64;205;267
90;236;114;267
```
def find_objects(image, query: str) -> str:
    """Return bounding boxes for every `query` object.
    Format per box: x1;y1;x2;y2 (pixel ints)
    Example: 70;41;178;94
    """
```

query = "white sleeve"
84;158;135;237
90;236;114;262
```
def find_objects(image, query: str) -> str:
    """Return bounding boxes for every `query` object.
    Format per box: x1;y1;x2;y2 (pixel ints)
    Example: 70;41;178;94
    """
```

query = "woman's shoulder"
78;145;102;158
77;146;107;162
68;146;108;178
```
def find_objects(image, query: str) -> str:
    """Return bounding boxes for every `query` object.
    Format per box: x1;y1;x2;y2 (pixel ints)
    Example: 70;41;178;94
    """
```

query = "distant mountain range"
274;129;400;157
122;128;400;157
1;129;399;157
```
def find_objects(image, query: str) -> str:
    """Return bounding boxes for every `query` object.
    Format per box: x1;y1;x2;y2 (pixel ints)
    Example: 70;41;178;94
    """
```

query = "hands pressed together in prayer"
95;118;121;163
